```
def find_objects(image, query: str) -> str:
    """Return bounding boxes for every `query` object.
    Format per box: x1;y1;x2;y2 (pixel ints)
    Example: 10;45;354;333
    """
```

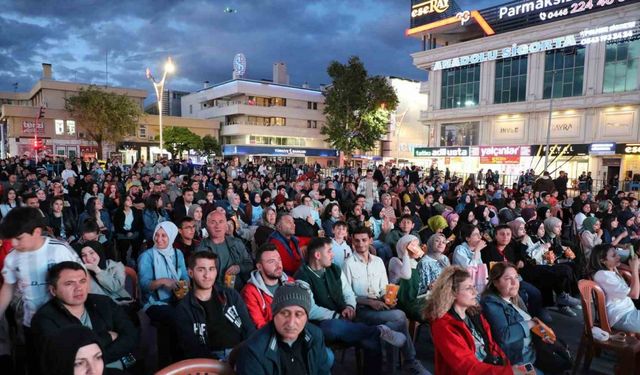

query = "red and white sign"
22;121;44;134
479;145;521;164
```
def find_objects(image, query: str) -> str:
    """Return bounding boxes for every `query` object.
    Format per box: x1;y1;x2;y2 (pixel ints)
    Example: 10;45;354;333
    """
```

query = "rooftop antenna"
105;50;109;87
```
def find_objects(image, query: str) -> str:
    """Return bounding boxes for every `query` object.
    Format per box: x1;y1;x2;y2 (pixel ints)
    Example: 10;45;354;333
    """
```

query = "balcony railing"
204;100;287;108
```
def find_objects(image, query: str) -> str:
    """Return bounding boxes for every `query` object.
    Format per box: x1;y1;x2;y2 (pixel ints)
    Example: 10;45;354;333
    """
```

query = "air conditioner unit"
148;135;154;140
78;132;85;138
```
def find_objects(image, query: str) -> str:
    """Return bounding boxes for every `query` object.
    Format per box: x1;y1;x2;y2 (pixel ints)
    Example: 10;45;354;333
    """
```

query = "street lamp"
146;57;175;160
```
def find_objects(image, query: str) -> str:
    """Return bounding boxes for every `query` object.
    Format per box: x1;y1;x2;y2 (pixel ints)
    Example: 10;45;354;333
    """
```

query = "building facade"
181;65;338;165
408;0;640;183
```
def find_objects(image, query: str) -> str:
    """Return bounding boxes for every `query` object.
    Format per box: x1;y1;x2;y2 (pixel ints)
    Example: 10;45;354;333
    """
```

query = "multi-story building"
181;63;339;166
408;0;640;183
0;64;219;163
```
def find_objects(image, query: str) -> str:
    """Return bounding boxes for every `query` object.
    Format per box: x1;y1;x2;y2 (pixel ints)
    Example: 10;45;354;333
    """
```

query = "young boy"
331;220;352;268
0;207;81;374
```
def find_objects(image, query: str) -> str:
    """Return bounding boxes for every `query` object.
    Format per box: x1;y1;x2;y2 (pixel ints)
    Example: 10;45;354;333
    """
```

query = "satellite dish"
233;53;246;78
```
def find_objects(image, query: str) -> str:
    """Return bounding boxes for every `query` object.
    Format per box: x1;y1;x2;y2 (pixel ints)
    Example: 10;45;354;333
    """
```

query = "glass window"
139;124;146;138
543;46;585;99
603;39;640;94
441;64;480;109
440;122;479;146
494;56;528;104
66;120;76;135
55;119;64;135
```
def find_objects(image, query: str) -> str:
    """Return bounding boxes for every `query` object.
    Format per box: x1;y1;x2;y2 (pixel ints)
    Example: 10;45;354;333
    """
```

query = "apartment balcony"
220;123;322;138
197;100;324;120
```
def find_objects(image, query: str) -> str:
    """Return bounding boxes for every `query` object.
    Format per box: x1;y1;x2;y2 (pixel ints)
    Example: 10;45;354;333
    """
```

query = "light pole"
146;57;175;160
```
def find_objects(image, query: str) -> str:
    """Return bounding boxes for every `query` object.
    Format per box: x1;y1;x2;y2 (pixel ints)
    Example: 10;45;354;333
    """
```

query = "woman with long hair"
113;195;143;262
321;202;342;238
83;182;104;206
254;206;277;248
142;194;170;244
102;182;121;214
590;243;640;333
47;196;77;242
481;262;545;374
78;197;113;243
187;204;206;240
424;266;512;374
0;188;18;217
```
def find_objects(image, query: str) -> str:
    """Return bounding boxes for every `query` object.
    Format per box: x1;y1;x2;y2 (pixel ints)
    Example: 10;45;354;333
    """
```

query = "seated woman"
580;216;603;259
481;262;546;374
591;244;640;333
254;207;276;248
138;221;189;359
187;204;206;240
142;194;170;244
389;235;426;322
46;196;77;242
425;266;512;374
321;202;342;238
113;195;144;263
78;197;113;244
78;240;131;303
452;224;486;268
418;233;451;296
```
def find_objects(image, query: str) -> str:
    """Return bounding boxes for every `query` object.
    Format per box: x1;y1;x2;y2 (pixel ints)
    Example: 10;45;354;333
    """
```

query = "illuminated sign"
223;145;339;157
498;0;628;22
432;21;635;70
414;146;469;157
412;0;450;18
589;143;616;155
531;144;589;157
616;144;640;154
479;146;521;164
22;121;44;134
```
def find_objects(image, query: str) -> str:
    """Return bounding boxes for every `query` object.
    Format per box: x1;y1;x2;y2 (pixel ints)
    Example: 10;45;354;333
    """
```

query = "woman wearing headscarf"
391;234;428;322
417;233;451;298
77;240;131;303
419;214;447;245
137;221;189;361
535;206;551;221
41;325;109;375
580;216;603;259
368;202;394;264
245;192;263;226
442;211;459;242
596;199;615;221
473;205;494;240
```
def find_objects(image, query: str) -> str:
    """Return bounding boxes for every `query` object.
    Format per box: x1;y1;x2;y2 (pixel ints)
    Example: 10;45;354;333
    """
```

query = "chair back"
155;358;234;375
124;266;140;300
619;269;633;286
578;279;613;338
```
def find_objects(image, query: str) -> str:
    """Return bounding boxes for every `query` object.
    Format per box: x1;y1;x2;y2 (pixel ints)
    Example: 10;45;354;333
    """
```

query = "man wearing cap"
235;281;332;375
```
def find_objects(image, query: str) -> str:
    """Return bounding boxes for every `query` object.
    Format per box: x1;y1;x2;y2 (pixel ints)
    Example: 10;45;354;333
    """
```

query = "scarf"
151;222;180;301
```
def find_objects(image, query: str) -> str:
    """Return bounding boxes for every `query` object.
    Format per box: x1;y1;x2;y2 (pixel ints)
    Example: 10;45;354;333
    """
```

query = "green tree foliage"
321;56;398;157
199;135;222;157
162;126;203;157
65;86;142;159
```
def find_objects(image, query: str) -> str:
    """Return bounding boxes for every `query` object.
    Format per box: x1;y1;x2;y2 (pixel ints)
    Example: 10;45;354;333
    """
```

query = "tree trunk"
96;140;104;160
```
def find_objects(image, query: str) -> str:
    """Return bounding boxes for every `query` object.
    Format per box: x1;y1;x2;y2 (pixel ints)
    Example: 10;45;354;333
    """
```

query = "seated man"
269;213;304;275
381;214;421;251
343;227;430;375
295;237;406;375
176;251;255;360
235;282;332;375
31;261;138;371
241;243;294;328
173;216;201;261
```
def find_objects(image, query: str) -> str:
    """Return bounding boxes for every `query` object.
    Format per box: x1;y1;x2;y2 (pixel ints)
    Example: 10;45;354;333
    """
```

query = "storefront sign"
602;112;634;137
222;145;339;157
531;144;589;157
493;119;525;141
589;143;616;155
616;144;640;154
547;116;581;138
602;158;621;167
580;21;636;45
22;121;44;134
411;0;450;18
479;146;521;164
414;146;469;157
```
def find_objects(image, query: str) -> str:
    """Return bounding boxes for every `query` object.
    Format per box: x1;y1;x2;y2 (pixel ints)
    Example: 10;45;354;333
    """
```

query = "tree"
162;126;203;157
199;135;222;157
321;56;398;158
65;86;142;159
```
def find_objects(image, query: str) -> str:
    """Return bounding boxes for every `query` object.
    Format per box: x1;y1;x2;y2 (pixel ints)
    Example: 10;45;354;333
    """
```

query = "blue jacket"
480;293;535;365
235;321;331;375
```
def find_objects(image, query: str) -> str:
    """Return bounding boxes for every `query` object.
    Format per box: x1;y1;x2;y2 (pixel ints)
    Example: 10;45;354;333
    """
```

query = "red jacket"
241;270;294;329
268;232;303;275
431;312;513;375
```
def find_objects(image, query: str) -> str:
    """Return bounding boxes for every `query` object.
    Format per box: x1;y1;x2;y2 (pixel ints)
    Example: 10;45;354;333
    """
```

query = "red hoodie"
241;270;294;329
431;312;513;375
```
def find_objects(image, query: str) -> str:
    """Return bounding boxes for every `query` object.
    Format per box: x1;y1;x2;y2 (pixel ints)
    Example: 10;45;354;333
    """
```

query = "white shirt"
61;169;78;184
342;252;388;299
2;237;81;326
331;239;352;269
593;270;636;327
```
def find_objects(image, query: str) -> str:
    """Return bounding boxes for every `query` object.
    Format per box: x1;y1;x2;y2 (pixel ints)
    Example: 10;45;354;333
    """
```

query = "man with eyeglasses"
197;209;253;289
174;217;201;261
235;281;332;375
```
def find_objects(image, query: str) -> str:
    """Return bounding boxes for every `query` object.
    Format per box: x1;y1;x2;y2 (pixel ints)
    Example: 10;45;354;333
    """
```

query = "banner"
479;145;520;164
22;121;44;134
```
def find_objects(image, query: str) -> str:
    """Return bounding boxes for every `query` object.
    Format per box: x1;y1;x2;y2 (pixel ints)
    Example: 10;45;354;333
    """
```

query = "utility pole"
34;106;45;163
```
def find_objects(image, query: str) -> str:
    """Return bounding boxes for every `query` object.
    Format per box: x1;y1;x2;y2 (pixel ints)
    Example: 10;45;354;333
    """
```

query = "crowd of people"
0;154;639;375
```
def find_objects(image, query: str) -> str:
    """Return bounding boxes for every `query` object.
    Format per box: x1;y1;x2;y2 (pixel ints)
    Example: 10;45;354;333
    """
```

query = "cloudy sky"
0;0;499;98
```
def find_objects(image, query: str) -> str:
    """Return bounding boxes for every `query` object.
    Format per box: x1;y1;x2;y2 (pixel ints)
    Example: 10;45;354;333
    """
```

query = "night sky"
0;0;501;97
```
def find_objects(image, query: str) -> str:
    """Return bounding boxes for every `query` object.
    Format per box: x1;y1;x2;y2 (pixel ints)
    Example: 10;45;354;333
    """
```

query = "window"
55;119;64;135
307;120;312;128
308;101;312;109
543;46;585;99
247;116;286;126
603;39;640;93
66;120;76;135
139;124;147;138
494;56;528;104
313;102;317;110
440;122;479;146
189;104;193;114
441;64;480;109
307;120;317;128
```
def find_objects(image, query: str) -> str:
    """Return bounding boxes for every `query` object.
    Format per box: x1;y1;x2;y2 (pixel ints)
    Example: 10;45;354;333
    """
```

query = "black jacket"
235;321;331;375
112;207;143;236
31;294;138;365
175;286;255;358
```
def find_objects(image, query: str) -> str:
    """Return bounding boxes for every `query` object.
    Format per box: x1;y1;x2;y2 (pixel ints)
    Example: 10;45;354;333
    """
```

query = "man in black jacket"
175;251;255;360
31;261;138;371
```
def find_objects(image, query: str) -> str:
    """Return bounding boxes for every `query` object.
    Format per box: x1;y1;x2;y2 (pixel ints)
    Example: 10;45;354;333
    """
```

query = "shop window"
139;124;147;138
441;64;480;109
494;56;528;104
440;121;479;146
66;120;76;135
55;119;64;135
603;39;640;93
543;46;585;99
